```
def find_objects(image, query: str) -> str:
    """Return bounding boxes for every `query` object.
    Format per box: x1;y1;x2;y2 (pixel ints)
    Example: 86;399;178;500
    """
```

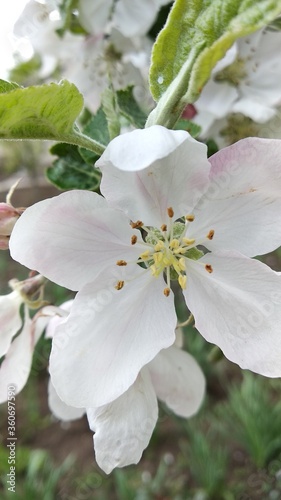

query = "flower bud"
0;203;24;249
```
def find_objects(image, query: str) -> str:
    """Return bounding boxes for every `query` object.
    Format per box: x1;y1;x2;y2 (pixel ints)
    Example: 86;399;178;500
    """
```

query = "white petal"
87;369;158;474
50;266;177;408
0;309;34;403
184;251;281;377
10;190;140;291
0;291;22;357
98;126;210;226
114;0;160;37
148;346;205;417
78;0;111;34
189;138;281;257
44;300;73;339
48;379;85;421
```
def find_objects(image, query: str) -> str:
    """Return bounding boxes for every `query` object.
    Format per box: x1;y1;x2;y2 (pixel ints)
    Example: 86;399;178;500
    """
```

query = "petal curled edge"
98;125;210;227
50;266;177;408
0;291;22;358
184;251;281;377
87;369;158;474
10;190;140;291
189;138;281;257
48;379;85;422
148;346;205;418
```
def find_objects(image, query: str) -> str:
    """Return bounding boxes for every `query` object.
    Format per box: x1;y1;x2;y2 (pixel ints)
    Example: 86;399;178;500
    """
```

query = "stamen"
178;257;186;271
185;214;195;222
178;274;187;289
161;224;167;232
153;252;163;265
163;287;170;297
115;280;125;290
140;250;151;260
207;229;215;240
130;220;143;229
169;239;180;249
205;264;213;273
167;207;174;218
182;237;195;246
116;260;127;266
131;235;137;245
154;240;165;251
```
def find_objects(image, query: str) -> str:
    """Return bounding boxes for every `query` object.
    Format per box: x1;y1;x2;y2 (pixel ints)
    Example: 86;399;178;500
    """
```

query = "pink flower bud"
0;203;22;237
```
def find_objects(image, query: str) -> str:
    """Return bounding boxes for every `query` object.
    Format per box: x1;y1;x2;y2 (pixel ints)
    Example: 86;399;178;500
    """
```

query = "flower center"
116;207;214;296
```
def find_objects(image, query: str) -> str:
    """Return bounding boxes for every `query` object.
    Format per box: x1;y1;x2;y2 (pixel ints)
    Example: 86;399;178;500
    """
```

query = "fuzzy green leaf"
47;143;101;191
150;0;281;106
0;80;105;155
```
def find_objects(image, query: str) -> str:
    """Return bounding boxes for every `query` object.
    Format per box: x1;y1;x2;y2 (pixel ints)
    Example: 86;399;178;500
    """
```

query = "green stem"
62;131;106;156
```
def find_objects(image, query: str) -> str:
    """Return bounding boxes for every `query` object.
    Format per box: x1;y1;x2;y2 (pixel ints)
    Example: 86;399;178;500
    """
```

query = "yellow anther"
115;280;124;290
207;229;215;240
116;260;127;266
167;207;174;218
154;240;165;251
140;250;151;261
178;275;187;290
185;214;195;222
182;237;195;246
163;287;170;297
153;252;164;265
178;257;186;271
173;247;187;255
131;235;137;245
205;264;213;273
163;256;171;266
150;264;161;277
169;239;180;249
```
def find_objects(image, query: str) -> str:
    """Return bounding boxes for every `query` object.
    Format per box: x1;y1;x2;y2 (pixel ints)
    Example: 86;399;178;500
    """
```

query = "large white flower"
10;125;281;412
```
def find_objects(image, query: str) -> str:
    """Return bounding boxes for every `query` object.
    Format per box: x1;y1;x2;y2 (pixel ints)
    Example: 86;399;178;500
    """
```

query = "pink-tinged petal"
10;190;140;291
189;138;281;257
50;266;177;408
0;291;22;358
87;369;158;474
184;251;281;377
98;126;210;226
148;346;205;418
0;308;34;403
48;379;85;422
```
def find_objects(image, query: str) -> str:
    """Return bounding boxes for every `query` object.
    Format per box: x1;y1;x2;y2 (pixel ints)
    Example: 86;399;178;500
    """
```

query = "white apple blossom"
9;126;281;415
12;0;154;112
193;27;281;138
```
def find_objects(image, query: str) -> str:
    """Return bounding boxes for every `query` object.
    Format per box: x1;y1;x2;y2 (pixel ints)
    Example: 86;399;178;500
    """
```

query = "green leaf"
0;80;105;155
174;119;201;138
9;55;42;84
101;88;121;140
149;0;281;127
47;143;101;191
0;79;20;93
116;86;147;129
56;0;87;36
79;108;110;164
